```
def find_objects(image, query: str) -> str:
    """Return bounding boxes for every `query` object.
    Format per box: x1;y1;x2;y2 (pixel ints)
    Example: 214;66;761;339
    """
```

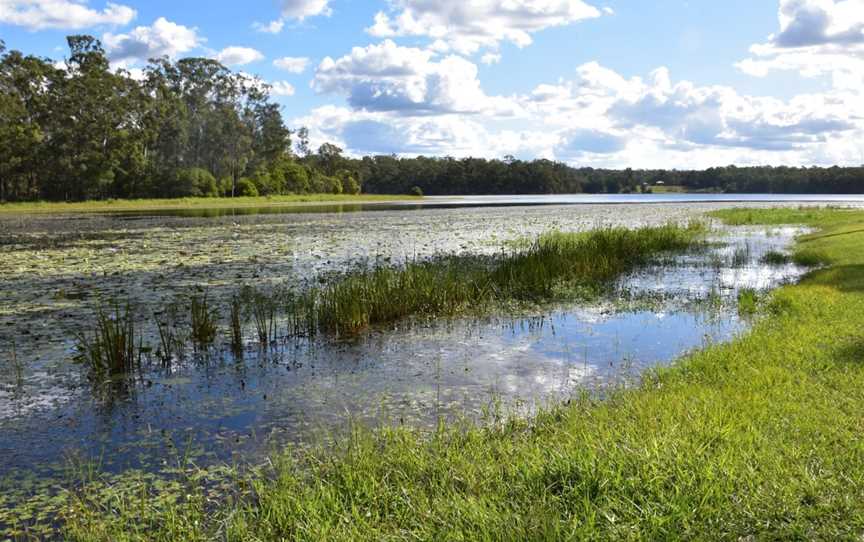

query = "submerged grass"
55;207;864;540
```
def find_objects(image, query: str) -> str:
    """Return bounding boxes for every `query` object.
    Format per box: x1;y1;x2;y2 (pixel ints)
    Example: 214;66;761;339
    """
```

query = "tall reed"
75;302;140;378
290;222;706;337
229;294;244;356
190;293;218;347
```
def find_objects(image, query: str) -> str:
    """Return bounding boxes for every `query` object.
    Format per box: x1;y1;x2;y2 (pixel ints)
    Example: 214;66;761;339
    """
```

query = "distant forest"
2;36;864;202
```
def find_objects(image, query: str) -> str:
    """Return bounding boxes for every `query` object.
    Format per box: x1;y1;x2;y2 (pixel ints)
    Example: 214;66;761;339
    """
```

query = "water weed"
74;302;141;379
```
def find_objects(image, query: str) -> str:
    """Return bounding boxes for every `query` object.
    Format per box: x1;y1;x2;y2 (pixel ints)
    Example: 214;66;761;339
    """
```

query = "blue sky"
2;0;863;168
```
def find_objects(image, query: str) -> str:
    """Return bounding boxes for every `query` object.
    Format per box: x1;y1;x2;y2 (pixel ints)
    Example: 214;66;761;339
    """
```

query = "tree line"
1;36;863;202
0;36;358;202
349;157;864;195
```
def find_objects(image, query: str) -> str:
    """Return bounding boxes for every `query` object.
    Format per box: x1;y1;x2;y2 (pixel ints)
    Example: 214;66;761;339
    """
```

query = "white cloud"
104;17;202;63
280;0;331;19
253;19;284;34
366;0;603;54
293;105;555;159
481;53;502;65
312;40;520;116
215;46;264;66
256;0;331;34
736;0;864;89
274;56;310;73
0;0;135;30
270;81;296;96
301;56;864;168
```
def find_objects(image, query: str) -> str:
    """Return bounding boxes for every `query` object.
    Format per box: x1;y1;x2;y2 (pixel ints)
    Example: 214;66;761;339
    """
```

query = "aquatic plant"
6;338;24;389
75;302;140;378
792;248;830;267
247;286;279;345
290;222;706;337
57;207;864;542
760;250;791;265
229;294;245;356
730;244;752;267
155;303;185;364
190;293;218;347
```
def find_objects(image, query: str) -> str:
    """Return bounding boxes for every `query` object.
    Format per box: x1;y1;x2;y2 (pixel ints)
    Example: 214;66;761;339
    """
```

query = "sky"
2;0;864;169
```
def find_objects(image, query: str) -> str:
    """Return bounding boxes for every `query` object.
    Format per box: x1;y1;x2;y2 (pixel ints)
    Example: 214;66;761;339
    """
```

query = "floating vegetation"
74;302;141;379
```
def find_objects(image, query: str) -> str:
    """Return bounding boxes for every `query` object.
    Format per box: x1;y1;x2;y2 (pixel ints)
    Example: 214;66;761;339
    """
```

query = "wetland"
1;197;861;538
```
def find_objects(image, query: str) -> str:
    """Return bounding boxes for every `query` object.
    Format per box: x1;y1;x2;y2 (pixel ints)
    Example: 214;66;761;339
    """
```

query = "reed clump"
294;222;706;337
190;293;218;347
75;302;140;378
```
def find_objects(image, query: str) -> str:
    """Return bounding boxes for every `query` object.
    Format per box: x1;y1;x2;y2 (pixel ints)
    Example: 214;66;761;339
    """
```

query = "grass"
760;250;792;265
280;222;706;337
189;294;218;347
0;194;419;214
74;302;140;379
49;207;864;540
736;287;759;315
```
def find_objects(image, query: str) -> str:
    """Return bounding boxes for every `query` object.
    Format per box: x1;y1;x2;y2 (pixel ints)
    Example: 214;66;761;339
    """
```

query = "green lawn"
48;208;864;540
0;194;419;214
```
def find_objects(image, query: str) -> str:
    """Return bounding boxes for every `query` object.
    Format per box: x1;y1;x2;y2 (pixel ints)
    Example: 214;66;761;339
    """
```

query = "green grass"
34;208;864;539
0;194;419;214
264;222;704;337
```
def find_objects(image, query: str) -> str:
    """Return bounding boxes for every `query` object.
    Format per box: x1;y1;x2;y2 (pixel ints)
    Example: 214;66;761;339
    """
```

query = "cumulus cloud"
269;81;296;96
0;0;135;30
293;105;555;159
274;56;310;73
312;40;520;116
104;17;202;63
366;0;603;54
215;46;264;66
256;0;331;34
302;56;863;168
737;0;864;89
481;53;502;65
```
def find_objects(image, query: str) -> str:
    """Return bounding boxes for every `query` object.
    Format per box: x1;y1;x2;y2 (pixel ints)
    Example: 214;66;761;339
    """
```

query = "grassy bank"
0;194;418;214
29;208;864;539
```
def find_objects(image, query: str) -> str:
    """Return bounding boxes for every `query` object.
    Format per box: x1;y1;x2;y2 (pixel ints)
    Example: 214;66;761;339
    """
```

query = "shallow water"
0;218;809;482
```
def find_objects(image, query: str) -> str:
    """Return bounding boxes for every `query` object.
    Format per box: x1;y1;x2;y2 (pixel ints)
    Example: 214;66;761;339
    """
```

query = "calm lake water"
104;193;864;218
